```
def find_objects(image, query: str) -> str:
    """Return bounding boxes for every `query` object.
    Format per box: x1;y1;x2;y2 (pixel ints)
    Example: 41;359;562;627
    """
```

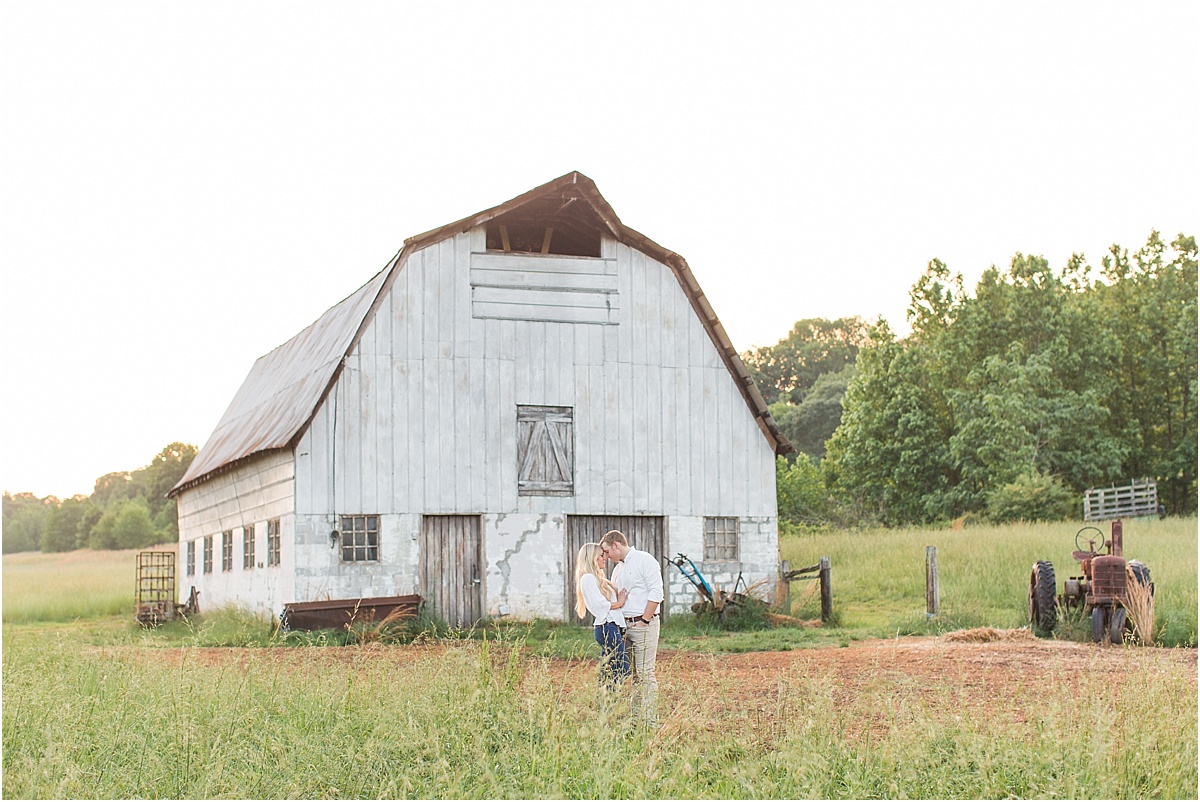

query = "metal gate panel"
135;550;176;625
420;515;484;628
564;515;667;626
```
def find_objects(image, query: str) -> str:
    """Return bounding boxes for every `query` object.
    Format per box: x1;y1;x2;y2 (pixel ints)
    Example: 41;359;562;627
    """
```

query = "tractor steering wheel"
1075;526;1105;554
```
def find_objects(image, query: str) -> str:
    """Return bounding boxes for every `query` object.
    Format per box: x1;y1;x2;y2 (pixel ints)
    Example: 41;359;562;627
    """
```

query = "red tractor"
1028;519;1154;643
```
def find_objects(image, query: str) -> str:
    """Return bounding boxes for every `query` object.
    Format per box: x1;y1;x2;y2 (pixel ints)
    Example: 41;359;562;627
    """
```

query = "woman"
574;542;631;686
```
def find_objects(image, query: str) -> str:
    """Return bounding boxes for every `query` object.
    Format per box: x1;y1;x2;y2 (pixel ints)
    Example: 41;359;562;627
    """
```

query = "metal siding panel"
484;358;501;512
661;368;678;514
469;358;486;510
499;359;517;511
421;248;439;360
438;358;455;511
455;357;471;511
689;362;705;515
647;366;664;513
603;359;619;513
470;267;619;292
545;323;561;404
717;366;731;512
439;238;456;350
633;362;649;511
391;358;408;511
471;251;618;276
453;234;471;353
618;361;634;509
631;250;647;367
423;358;440;509
616;244;632;361
704;368;719;509
587;363;604;509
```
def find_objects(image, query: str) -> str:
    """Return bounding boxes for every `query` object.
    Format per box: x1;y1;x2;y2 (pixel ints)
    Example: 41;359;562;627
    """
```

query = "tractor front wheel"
1029;561;1057;634
1109;607;1127;644
1091;606;1108;643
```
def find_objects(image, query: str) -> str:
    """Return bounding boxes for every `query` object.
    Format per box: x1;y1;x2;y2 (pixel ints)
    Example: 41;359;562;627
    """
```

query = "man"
599;529;663;728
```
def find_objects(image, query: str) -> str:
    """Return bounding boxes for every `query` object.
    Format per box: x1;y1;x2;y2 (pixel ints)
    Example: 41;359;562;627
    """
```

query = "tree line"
746;231;1197;529
2;442;197;553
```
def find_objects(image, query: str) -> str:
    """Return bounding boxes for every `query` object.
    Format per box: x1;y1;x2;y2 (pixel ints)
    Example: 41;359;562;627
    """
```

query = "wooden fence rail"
1084;478;1158;521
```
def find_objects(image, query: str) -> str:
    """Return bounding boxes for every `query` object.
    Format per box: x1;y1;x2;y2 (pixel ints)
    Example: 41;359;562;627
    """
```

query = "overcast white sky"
2;1;1196;499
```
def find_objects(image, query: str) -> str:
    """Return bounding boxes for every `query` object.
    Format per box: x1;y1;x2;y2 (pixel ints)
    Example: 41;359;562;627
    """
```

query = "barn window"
221;530;233;572
186;540;196;576
340;515;379;562
203;535;213;574
243;524;256;570
267;518;281;566
703;517;739;562
517;405;574;495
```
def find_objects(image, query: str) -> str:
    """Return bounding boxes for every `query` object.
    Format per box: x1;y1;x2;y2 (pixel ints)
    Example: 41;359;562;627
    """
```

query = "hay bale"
942;627;1036;643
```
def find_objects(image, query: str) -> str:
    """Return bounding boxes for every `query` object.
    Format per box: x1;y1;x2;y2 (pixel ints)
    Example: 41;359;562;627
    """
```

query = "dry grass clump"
942;627;1037;643
1123;564;1156;646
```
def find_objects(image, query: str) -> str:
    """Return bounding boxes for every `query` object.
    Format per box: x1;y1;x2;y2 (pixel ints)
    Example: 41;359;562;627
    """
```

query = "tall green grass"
3;624;1195;799
780;516;1198;646
2;549;137;623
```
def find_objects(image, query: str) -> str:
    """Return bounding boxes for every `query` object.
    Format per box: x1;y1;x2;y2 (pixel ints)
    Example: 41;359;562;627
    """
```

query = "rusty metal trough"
280;594;421;632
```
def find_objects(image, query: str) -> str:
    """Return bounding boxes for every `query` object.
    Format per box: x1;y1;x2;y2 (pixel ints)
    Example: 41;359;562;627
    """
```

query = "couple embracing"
573;529;663;728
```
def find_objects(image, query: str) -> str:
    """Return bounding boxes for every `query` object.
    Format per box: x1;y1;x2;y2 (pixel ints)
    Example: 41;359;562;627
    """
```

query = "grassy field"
779;515;1198;647
2;548;138;623
3;518;1197;798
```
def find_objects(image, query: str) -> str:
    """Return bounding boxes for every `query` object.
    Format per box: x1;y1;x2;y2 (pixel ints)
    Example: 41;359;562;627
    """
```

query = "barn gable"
173;172;790;497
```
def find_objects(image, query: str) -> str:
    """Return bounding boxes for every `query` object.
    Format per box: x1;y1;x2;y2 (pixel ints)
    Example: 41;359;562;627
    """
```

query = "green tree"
1097;232;1198;513
823;321;957;524
2;492;53;553
112;500;159;549
40;496;87;552
742;317;869;405
771;364;856;459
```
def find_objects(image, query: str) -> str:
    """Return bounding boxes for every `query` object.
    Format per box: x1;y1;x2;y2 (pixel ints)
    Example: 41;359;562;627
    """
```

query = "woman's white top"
580;573;625;628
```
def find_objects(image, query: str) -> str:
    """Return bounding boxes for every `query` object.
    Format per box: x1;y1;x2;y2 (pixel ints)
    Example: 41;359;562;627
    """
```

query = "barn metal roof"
171;172;791;497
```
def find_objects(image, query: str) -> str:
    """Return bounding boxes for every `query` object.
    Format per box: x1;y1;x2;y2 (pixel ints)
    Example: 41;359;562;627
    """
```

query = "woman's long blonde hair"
574;542;618;618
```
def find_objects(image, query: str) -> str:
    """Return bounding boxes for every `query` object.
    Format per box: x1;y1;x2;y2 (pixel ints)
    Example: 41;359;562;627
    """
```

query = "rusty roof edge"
168;447;292;499
171;252;404;497
402;171;590;252
287;246;409;456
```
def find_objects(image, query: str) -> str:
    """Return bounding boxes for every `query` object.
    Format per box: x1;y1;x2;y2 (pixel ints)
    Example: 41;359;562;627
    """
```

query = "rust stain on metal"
280;594;421;632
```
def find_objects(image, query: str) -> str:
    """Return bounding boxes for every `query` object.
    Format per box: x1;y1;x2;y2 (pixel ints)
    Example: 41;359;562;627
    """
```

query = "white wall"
285;227;780;617
175;450;295;615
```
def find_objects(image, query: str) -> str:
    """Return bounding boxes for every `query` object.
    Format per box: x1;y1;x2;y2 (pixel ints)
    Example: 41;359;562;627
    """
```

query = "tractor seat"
1072;550;1095;561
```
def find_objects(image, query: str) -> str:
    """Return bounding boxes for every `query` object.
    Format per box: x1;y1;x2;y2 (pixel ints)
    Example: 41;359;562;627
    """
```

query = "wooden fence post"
926;546;939;618
779;559;791;614
819;556;832;622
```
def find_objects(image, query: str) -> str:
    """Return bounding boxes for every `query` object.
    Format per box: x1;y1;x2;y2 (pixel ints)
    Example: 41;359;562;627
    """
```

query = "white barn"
169;173;792;626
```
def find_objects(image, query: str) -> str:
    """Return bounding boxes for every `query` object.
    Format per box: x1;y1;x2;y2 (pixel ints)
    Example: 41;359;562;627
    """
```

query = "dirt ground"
136;628;1196;740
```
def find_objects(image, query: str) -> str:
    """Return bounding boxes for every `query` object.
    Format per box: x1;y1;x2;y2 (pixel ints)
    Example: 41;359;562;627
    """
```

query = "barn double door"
420;515;484;628
565;515;667;626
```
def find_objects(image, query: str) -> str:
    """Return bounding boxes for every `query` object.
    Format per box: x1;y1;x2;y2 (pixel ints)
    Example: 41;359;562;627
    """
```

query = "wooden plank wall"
295;228;775;519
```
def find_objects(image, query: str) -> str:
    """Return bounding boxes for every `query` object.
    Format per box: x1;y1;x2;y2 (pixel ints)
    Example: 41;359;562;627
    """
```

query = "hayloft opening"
485;192;604;257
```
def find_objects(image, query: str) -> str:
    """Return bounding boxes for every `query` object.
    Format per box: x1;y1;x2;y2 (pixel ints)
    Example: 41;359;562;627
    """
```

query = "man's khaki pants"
624;617;659;728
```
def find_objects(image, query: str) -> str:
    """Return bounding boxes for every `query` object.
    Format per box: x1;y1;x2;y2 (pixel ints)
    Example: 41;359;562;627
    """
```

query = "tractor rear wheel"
1090;607;1108;643
1109;607;1127;644
1029;561;1057;634
1128;561;1154;596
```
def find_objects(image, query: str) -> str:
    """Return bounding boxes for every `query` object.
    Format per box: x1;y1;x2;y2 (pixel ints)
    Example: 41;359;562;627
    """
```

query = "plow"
669;553;755;625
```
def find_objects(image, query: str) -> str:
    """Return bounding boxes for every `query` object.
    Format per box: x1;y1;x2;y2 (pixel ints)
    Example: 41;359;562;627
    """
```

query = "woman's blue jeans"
594;621;631;686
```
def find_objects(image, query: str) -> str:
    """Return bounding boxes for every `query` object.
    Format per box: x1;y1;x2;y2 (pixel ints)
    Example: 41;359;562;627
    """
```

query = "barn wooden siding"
175;449;296;611
294;228;776;519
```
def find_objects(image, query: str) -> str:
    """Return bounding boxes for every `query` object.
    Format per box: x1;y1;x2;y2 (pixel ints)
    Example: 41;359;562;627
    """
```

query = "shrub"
985;471;1075;523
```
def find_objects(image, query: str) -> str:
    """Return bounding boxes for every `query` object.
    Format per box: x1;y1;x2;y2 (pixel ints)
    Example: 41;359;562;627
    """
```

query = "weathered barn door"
420;515;484;628
564;515;667;626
